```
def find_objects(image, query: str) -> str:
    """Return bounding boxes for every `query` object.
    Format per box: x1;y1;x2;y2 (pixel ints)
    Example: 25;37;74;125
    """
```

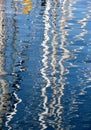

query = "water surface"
0;0;91;129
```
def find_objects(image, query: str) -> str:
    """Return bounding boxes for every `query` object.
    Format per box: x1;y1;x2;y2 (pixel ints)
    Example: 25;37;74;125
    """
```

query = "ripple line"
39;0;51;130
57;0;73;129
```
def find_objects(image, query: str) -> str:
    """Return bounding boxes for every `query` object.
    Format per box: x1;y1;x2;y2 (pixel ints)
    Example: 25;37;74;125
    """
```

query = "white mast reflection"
49;1;61;129
49;0;59;128
56;0;78;129
39;0;51;130
57;0;71;129
40;0;76;129
50;16;57;118
39;0;91;129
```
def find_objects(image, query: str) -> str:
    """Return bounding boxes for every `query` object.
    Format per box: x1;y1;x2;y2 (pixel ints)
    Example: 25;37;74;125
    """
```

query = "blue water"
0;0;91;129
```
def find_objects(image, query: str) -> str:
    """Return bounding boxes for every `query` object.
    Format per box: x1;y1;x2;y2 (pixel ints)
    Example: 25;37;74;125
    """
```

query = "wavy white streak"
57;0;83;129
49;1;65;129
50;35;57;118
74;1;91;40
5;91;22;130
66;1;91;116
59;0;70;104
49;0;58;120
74;14;90;40
77;7;91;96
67;0;74;19
57;0;71;129
39;1;51;130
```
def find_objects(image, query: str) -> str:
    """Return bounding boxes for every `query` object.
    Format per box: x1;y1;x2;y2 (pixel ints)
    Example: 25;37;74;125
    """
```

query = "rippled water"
0;0;91;129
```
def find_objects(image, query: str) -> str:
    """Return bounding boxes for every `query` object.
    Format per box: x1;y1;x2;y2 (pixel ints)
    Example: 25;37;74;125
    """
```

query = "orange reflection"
22;0;32;14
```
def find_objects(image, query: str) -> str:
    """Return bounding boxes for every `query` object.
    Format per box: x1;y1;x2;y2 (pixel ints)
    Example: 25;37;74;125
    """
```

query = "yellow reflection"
22;0;32;14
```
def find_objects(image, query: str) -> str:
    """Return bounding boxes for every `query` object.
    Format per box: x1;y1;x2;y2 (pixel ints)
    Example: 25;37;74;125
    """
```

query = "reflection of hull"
0;0;9;127
0;6;22;130
2;0;22;129
0;0;6;75
0;79;9;125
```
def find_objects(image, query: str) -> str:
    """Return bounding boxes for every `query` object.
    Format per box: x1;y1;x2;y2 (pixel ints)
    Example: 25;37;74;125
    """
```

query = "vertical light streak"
49;2;59;129
0;0;9;127
0;0;6;75
5;1;22;129
39;0;51;130
49;0;58;117
57;0;73;129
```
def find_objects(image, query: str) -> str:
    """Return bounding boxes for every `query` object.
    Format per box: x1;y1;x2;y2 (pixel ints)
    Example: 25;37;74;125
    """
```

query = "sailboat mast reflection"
57;0;74;129
49;0;58;119
0;0;9;128
40;0;75;129
55;0;70;129
39;0;51;129
5;1;22;129
49;1;62;129
5;0;33;128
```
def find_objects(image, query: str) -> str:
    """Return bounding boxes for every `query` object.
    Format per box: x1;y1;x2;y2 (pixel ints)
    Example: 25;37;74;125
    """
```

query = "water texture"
0;0;91;129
